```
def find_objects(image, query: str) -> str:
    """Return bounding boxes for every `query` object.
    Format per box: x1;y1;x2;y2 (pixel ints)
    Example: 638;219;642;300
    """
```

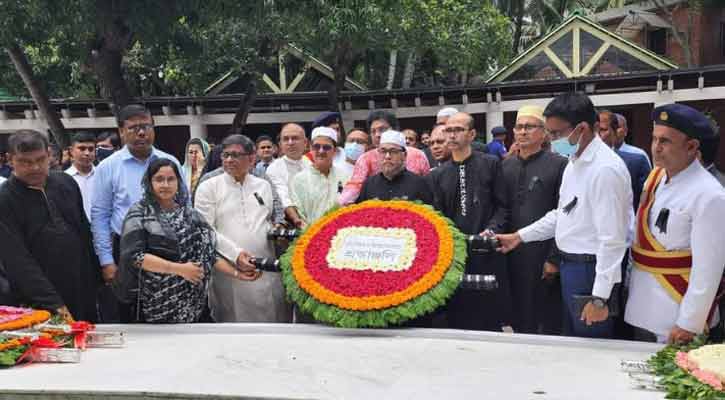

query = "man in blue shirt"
91;104;183;322
599;110;650;209
486;126;509;160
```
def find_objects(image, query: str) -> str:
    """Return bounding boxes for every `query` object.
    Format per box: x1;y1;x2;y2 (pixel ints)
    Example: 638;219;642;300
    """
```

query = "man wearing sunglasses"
290;127;351;226
91;104;184;323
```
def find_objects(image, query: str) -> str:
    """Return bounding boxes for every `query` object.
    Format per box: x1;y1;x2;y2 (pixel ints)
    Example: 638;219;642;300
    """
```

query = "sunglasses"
312;143;334;152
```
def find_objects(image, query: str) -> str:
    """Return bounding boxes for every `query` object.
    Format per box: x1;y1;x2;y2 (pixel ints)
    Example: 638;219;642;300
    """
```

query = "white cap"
379;130;406;149
310;126;338;143
437;107;459;119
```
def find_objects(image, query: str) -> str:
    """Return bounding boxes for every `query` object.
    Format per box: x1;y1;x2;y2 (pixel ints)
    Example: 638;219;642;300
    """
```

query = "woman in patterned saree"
117;158;246;323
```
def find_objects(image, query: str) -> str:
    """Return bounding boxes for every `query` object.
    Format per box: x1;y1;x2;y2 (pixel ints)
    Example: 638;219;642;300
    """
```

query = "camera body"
267;227;300;240
249;257;281;272
467;235;500;254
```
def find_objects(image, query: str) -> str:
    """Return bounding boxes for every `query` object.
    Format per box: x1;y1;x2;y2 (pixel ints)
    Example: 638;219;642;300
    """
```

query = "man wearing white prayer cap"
357;129;433;206
289;126;351;226
357;129;434;327
436;107;459;125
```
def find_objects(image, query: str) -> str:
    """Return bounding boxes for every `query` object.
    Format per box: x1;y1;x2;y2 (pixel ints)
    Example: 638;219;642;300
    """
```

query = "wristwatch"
591;297;607;309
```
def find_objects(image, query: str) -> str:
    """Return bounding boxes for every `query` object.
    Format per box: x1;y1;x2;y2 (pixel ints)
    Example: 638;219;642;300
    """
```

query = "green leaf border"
280;200;467;328
648;336;725;400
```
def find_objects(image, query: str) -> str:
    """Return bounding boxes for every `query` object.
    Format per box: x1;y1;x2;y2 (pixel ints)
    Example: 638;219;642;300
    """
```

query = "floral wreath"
0;306;93;367
280;200;466;328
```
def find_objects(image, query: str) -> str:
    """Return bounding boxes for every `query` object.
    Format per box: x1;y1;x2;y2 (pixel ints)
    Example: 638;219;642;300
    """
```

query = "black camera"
249;257;281;272
466;235;500;254
267;227;300;240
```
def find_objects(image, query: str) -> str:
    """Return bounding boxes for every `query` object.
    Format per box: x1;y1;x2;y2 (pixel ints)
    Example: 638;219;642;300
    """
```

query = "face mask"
96;147;115;162
344;142;365;161
566;124;585;156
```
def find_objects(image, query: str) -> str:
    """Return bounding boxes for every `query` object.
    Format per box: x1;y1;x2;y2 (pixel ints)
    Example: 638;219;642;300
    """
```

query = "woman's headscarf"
182;138;210;189
141;159;191;219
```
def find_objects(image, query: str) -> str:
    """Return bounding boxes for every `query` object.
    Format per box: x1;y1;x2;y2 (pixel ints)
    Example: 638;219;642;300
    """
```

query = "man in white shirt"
195;134;291;323
265;123;310;228
625;104;725;344
290;127;351;225
64;132;96;221
497;93;632;339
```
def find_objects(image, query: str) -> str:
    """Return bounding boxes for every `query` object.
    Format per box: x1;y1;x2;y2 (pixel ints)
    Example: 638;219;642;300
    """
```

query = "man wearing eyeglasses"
290;127;351;225
356;130;433;205
195;134;291;323
91;104;184;323
501;105;568;335
497;93;632;339
338;110;430;205
429;112;512;332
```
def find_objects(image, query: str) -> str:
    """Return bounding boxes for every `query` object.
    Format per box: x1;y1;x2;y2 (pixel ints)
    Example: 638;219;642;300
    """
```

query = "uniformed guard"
624;103;725;344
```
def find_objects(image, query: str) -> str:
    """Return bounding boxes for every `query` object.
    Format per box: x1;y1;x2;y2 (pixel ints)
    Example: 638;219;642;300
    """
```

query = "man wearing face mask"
341;129;369;176
95;131;121;164
497;93;632;339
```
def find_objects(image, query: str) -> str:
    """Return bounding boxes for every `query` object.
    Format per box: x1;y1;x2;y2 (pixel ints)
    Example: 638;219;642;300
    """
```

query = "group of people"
0;93;723;346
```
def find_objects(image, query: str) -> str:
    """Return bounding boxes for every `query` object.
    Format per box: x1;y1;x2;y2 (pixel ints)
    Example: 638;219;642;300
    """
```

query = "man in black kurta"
502;106;567;334
0;130;99;321
429;112;512;331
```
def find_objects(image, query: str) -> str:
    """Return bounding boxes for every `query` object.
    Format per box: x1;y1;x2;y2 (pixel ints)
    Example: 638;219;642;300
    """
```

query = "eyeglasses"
221;151;252;160
443;126;468;134
152;176;178;185
312;143;334;152
125;123;153;134
378;148;405;156
513;124;544;133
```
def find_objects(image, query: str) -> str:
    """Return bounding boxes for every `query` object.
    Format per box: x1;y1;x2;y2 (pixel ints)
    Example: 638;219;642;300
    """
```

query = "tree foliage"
1;0;514;103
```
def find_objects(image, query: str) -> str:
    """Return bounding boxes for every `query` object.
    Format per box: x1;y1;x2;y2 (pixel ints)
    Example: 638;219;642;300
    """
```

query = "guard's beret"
652;103;715;141
491;126;507;136
312;111;341;129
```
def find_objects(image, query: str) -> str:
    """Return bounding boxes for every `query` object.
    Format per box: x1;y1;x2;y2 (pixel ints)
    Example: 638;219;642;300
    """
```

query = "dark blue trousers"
560;260;614;338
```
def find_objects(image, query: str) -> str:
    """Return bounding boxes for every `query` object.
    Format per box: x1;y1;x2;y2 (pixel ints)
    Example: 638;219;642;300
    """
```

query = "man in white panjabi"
625;104;725;344
195;134;292;322
265;123;310;228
